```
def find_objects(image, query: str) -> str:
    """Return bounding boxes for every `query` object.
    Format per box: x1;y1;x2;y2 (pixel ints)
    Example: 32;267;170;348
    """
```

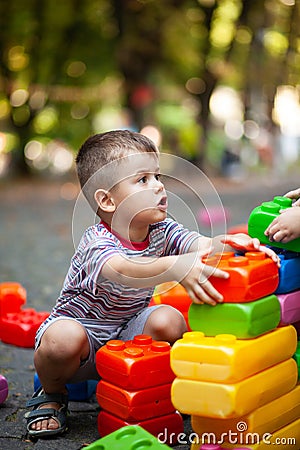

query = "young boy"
25;130;279;437
265;187;300;243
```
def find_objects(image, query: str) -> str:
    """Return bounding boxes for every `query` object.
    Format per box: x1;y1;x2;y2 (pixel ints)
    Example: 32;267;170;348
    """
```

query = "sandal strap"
26;407;63;420
26;391;68;408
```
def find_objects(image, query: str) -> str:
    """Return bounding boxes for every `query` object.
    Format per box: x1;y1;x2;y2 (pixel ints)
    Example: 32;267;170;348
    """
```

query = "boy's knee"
144;306;187;344
38;320;88;360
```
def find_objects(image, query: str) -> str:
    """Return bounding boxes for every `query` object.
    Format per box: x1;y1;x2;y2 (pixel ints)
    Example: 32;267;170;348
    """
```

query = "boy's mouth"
158;196;168;211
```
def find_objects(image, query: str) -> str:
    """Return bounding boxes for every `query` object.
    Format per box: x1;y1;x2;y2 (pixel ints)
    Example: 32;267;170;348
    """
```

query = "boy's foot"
25;388;68;437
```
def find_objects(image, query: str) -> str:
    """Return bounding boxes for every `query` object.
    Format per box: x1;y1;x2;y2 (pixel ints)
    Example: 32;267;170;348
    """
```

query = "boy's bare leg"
143;305;187;344
30;319;90;432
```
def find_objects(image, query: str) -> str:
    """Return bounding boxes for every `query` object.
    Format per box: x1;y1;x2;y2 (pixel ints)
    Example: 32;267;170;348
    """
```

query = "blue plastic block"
84;425;172;449
34;373;97;401
275;250;300;294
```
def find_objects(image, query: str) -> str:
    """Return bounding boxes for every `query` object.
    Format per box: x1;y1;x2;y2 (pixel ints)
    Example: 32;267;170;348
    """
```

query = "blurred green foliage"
0;0;299;176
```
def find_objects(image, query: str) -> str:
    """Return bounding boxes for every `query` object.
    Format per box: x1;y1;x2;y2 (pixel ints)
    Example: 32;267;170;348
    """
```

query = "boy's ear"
94;189;116;213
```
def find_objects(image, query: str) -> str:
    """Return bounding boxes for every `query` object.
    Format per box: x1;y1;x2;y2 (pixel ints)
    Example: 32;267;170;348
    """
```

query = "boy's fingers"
201;265;229;279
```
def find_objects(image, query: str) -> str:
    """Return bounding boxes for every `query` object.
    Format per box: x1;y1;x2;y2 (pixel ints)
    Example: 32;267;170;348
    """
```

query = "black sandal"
25;386;69;438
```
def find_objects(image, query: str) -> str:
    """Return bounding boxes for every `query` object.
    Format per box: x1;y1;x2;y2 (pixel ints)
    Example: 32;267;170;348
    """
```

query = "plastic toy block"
34;373;97;402
277;290;300;325
152;282;191;329
191;383;300;441
97;410;184;445
0;309;49;348
84;425;173;449
171;358;298;418
202;251;278;303
275;251;300;294
0;282;26;316
96;380;174;421
293;320;300;337
153;282;192;313
248;196;300;252
188;294;281;339
170;326;297;383
293;341;300;377
96;335;175;389
0;374;8;404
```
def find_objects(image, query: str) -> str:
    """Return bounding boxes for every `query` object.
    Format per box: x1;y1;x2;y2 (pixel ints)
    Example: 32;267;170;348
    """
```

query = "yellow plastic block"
191;383;300;440
171;358;298;418
190;418;300;449
170;327;297;383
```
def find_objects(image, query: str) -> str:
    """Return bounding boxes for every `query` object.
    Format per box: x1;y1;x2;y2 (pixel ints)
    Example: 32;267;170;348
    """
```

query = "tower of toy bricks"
170;245;300;449
95;334;184;446
0;282;49;348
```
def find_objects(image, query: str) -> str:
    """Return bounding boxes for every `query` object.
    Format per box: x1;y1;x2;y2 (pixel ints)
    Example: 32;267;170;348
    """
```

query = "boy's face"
110;152;167;231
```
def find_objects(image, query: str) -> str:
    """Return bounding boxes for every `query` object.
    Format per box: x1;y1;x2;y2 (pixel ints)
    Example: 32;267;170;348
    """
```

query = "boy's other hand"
221;234;280;267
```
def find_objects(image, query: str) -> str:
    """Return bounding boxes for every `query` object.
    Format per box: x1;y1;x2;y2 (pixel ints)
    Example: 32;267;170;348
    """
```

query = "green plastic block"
293;341;300;378
188;294;281;339
248;196;300;252
84;425;172;449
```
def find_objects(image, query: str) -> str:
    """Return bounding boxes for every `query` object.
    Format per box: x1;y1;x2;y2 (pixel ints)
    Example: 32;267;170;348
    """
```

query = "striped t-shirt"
39;218;199;345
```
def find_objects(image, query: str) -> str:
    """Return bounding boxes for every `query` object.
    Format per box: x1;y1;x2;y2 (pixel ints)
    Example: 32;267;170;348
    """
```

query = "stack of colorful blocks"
95;334;184;445
0;282;49;348
169;247;300;449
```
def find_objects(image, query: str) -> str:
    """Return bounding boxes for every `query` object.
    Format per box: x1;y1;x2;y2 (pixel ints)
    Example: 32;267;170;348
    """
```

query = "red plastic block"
97;410;184;445
0;374;8;404
0;308;49;348
96;335;175;389
203;251;279;303
96;380;174;421
0;282;26;316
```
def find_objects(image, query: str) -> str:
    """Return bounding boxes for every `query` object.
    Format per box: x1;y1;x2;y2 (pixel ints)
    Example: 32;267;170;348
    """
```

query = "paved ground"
1;171;299;449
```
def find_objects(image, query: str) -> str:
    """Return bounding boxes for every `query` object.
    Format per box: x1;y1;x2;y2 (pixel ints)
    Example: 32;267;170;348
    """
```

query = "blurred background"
0;0;300;183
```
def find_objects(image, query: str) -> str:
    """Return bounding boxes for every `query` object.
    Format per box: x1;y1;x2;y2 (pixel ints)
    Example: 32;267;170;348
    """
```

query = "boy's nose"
154;179;164;192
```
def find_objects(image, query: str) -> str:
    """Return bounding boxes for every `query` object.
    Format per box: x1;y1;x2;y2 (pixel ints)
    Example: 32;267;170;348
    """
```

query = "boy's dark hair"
75;129;158;211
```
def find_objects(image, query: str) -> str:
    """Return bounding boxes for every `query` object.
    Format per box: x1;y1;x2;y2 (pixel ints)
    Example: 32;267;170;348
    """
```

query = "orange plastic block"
191;383;300;441
153;282;192;313
96;380;174;421
0;308;49;348
97;410;184;445
171;358;298;418
153;282;192;329
203;251;278;303
0;282;26;316
96;335;175;389
170;327;297;383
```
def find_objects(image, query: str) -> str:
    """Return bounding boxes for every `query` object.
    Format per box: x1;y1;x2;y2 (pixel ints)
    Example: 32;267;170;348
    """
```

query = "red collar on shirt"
101;221;150;251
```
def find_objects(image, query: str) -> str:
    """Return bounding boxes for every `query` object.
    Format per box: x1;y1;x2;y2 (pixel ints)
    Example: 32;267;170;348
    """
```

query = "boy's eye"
155;173;161;181
138;176;147;184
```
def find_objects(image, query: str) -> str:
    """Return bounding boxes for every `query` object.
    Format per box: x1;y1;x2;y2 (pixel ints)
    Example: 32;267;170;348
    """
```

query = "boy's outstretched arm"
188;233;280;266
100;250;229;306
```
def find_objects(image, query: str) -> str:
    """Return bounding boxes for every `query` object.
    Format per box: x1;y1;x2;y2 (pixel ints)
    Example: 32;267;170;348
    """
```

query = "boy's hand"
180;254;229;306
221;233;280;266
284;188;300;206
265;207;300;243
